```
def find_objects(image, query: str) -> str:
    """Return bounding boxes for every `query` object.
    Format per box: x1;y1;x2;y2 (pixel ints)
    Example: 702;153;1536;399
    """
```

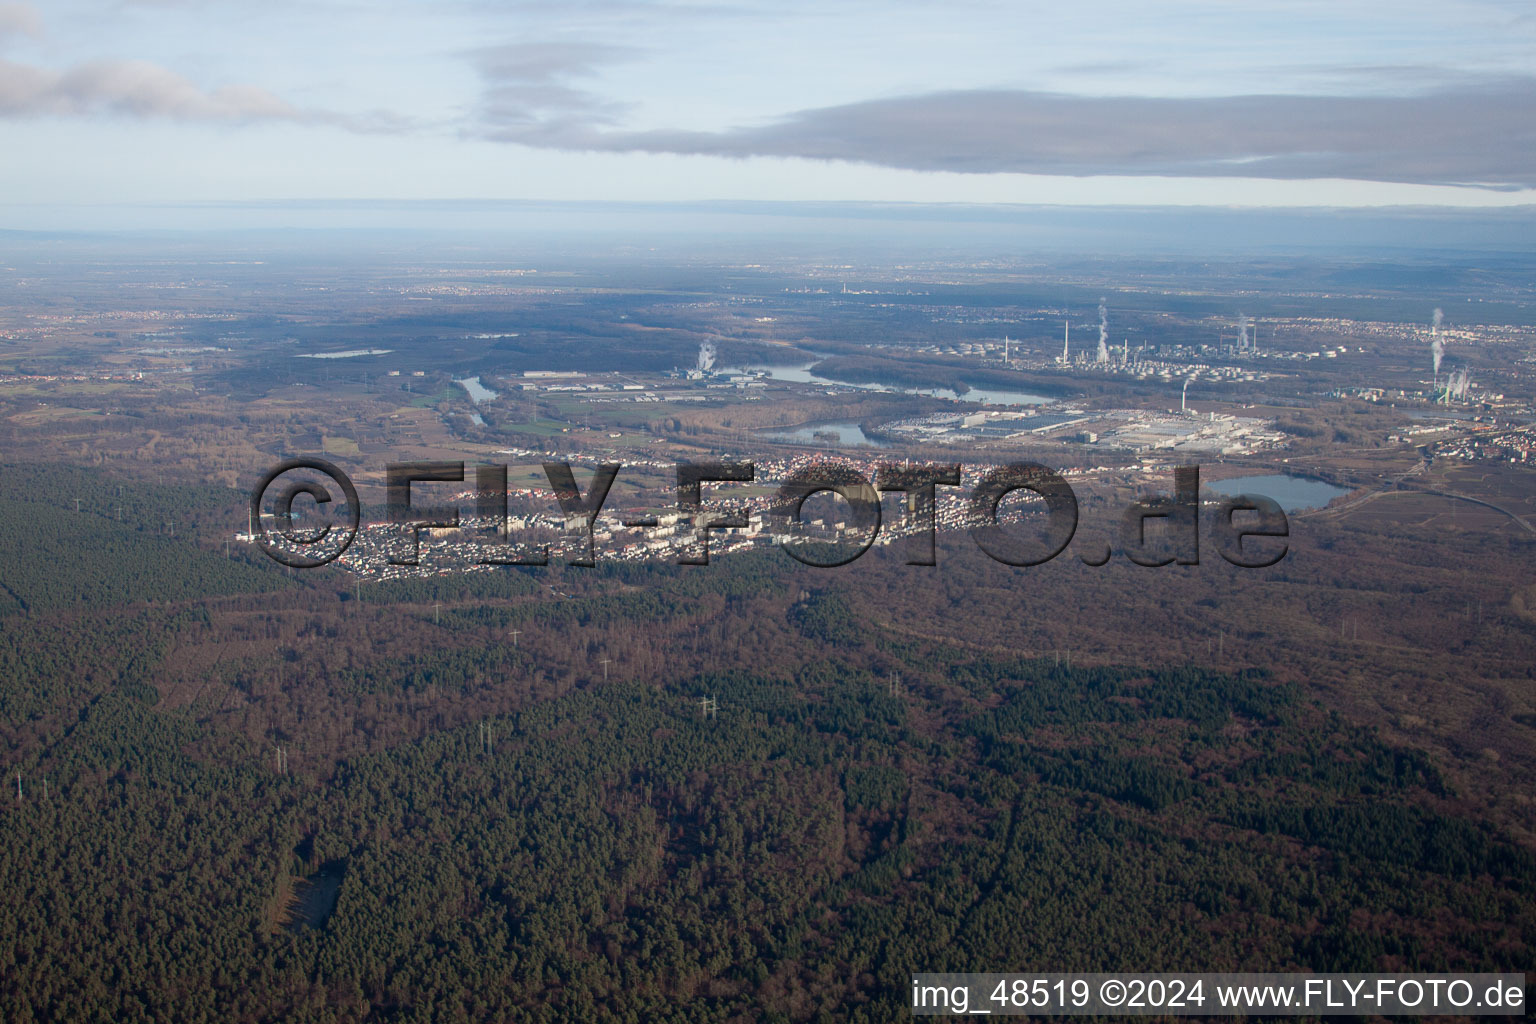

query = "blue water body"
298;348;392;359
1205;474;1350;511
923;384;1051;406
454;376;498;404
760;421;889;447
719;363;1049;407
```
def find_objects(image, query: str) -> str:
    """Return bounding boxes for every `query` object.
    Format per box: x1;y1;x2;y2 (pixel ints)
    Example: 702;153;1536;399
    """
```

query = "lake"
719;362;1050;407
759;421;889;447
297;348;393;359
914;384;1052;406
1205;473;1351;511
456;377;497;424
454;376;498;404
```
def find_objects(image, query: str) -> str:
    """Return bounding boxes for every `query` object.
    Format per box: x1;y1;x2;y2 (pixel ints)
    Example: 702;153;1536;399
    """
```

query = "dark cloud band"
482;83;1536;188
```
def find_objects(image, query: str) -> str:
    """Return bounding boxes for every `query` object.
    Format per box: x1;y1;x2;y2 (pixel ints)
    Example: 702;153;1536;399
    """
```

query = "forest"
0;463;1532;1022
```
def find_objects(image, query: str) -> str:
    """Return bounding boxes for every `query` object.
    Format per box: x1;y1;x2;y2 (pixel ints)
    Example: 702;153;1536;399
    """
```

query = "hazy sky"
2;0;1534;212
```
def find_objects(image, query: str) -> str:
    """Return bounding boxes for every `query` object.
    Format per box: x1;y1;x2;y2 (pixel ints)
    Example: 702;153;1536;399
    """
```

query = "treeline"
0;620;1530;1021
0;494;283;615
0;487;1530;1021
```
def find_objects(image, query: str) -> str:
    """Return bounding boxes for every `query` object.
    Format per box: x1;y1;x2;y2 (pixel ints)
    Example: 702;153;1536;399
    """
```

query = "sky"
1;0;1534;220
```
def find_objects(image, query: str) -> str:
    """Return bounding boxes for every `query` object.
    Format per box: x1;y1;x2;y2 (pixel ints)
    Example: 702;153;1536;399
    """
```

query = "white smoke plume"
1440;367;1471;403
1096;298;1108;363
696;340;716;373
1429;309;1445;377
1238;312;1251;350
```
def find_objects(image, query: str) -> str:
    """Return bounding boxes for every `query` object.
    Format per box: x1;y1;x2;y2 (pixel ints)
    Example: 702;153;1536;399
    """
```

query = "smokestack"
1430;307;1446;386
1452;368;1471;402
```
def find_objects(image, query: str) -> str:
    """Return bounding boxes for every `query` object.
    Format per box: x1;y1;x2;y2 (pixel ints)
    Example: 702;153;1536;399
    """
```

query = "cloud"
0;2;41;40
473;42;637;131
0;58;303;120
480;80;1536;188
0;2;406;130
0;55;409;131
